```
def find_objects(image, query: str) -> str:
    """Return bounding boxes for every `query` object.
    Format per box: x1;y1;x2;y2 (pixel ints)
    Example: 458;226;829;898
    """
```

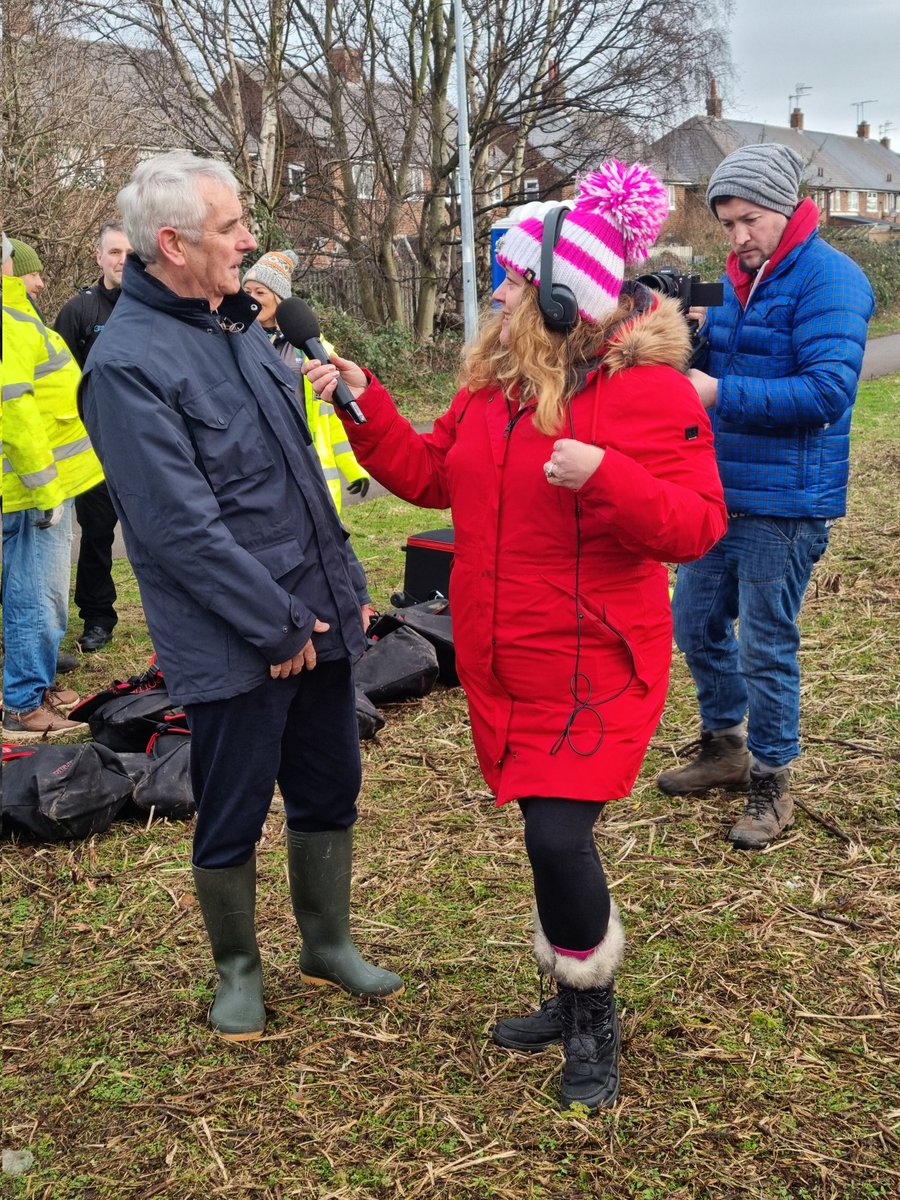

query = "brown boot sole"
728;818;795;851
213;1027;265;1042
1;724;86;742
300;970;405;999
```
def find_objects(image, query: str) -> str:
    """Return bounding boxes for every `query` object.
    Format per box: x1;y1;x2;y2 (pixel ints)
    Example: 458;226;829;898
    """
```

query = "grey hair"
117;150;240;264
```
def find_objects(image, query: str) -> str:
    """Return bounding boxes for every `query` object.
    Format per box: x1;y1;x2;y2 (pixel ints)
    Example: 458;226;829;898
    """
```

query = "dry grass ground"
2;377;899;1199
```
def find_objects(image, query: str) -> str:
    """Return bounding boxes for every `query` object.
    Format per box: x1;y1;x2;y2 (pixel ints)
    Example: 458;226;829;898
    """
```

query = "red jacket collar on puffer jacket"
726;197;820;308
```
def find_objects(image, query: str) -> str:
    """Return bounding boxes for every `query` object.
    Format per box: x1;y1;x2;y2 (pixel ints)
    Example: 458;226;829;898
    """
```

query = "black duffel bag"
353;624;439;706
127;729;195;821
1;742;134;843
373;598;458;687
356;686;386;740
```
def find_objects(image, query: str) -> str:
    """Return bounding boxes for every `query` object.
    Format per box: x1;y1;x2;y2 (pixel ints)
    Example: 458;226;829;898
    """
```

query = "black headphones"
537;204;578;333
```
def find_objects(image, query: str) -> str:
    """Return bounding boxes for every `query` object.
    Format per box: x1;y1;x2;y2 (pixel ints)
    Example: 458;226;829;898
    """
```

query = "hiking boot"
45;686;80;713
493;994;563;1051
56;651;79;674
557;984;620;1113
727;770;794;850
657;730;751;795
2;702;87;741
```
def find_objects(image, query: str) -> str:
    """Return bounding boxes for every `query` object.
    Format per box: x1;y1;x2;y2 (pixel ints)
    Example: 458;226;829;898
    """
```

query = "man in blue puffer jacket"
658;143;875;849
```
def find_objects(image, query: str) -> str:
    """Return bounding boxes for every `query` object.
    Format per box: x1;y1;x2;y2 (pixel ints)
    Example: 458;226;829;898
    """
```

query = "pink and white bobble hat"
495;161;670;325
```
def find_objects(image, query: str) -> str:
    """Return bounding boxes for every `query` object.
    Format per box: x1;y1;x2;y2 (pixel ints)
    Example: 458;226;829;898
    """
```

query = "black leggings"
519;797;610;952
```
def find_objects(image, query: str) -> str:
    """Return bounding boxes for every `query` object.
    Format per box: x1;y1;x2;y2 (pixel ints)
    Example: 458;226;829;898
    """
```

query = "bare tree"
74;1;297;241
1;2;146;313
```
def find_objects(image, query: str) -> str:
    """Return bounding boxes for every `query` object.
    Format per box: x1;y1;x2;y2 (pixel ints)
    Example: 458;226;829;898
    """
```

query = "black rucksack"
68;662;187;752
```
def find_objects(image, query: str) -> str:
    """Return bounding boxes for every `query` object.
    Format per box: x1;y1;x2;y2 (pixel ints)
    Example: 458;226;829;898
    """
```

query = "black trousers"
185;659;361;869
74;480;118;631
519;797;611;952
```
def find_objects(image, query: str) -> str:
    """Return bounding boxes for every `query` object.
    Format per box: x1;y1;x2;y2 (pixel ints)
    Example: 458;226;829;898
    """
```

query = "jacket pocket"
246;537;305;582
539;577;654;693
179;383;273;486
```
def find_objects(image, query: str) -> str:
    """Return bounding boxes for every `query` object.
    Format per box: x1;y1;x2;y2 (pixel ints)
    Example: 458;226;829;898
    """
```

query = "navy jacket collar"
121;253;260;329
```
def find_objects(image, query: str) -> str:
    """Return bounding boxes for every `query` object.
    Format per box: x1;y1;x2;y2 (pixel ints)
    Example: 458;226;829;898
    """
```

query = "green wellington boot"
287;829;404;998
192;854;266;1041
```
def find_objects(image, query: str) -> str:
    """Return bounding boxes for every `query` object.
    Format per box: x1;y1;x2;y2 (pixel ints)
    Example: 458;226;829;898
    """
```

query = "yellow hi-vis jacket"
2;275;103;513
276;337;369;514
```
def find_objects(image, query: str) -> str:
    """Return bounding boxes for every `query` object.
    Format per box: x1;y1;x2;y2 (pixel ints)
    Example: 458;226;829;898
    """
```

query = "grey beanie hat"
1;231;12;266
242;248;299;300
707;143;804;217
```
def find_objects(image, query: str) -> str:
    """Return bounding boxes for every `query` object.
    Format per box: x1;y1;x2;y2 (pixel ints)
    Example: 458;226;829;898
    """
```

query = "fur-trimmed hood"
603;292;691;377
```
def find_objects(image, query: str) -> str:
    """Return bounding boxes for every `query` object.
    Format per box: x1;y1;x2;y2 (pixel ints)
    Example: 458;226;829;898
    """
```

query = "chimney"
706;79;722;119
544;59;565;106
857;121;871;139
329;47;363;84
790;107;804;131
881;136;891;150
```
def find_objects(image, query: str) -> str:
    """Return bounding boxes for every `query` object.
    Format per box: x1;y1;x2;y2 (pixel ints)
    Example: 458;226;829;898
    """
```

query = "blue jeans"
671;516;830;768
2;500;74;713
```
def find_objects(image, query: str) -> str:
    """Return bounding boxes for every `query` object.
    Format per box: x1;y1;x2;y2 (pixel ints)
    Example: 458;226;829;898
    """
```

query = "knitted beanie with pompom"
495;161;670;325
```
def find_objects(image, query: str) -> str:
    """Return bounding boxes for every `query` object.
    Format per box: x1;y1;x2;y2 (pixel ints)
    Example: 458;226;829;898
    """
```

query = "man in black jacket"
54;220;132;652
80;151;402;1042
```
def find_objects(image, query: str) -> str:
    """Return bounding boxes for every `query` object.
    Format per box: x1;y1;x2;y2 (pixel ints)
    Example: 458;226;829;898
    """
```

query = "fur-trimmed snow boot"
534;901;625;1113
287;828;404;998
192;853;266;1041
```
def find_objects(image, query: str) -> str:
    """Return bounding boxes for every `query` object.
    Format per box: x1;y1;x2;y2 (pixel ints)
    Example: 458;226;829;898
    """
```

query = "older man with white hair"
80;152;402;1042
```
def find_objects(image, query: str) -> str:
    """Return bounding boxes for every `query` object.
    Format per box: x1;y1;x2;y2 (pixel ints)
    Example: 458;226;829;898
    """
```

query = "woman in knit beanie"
303;162;726;1114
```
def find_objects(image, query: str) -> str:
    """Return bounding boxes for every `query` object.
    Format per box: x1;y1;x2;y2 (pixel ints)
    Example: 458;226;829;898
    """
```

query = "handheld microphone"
275;297;366;424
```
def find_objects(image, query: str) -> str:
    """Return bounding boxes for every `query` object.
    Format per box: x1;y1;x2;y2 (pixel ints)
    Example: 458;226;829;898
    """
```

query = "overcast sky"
724;0;900;139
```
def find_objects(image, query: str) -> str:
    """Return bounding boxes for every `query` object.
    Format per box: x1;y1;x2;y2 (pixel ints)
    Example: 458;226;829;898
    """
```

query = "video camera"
635;268;724;367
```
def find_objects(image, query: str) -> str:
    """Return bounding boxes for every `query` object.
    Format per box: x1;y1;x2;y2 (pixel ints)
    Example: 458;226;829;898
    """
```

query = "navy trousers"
186;659;361;869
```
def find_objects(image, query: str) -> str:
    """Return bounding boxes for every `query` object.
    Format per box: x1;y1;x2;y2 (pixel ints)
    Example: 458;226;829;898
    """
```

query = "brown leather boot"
2;701;87;742
727;770;794;850
657;729;751;795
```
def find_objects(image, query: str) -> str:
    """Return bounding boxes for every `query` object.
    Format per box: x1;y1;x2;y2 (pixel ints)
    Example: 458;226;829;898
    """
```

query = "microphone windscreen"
275;297;320;347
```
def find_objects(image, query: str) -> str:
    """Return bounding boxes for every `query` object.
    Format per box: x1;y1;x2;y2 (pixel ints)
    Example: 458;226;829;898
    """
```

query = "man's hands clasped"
270;618;330;679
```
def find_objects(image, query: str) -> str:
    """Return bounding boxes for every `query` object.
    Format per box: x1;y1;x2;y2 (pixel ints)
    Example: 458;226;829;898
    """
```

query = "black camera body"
635;268;724;367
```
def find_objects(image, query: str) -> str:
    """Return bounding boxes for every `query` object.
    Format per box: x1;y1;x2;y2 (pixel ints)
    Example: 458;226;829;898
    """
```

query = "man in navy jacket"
81;151;403;1041
658;143;874;850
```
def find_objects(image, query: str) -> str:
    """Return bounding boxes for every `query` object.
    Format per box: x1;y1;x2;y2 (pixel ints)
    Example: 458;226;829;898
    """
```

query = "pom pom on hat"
242;248;299;301
495;159;669;325
573;162;670;264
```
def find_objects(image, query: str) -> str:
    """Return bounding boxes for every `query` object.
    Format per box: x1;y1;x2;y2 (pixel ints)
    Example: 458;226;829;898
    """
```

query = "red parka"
342;297;727;805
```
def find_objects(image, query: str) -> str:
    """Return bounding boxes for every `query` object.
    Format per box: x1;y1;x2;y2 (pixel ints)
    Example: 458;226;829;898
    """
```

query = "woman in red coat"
305;162;727;1113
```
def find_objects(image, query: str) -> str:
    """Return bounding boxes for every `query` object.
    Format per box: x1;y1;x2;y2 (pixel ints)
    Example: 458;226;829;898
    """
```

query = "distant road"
75;350;900;564
861;332;900;380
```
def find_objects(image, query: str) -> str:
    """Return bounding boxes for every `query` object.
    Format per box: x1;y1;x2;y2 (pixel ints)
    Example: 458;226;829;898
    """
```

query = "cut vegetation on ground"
2;376;899;1199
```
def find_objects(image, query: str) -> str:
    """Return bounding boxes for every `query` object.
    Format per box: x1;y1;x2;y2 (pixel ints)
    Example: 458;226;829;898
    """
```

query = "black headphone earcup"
538;206;578;333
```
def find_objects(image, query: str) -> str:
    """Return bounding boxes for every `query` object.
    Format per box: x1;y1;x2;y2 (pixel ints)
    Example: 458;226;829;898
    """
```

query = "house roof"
647;116;900;195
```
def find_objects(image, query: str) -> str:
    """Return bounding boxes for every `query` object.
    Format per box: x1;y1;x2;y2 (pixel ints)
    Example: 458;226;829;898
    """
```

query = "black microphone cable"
550;330;635;759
